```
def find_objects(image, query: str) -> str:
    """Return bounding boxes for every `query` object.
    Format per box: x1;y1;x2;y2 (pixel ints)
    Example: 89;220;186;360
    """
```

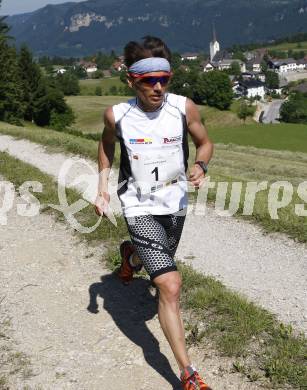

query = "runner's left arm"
185;98;214;187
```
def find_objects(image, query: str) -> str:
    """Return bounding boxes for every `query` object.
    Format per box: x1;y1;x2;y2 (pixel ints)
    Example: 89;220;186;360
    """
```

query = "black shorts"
125;212;186;280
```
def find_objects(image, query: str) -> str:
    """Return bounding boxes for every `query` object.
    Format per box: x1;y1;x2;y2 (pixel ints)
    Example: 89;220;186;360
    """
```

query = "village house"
268;58;298;73
214;59;246;73
296;58;307;70
56;68;67;75
112;60;126;72
247;56;262;73
181;52;199;61
77;60;98;74
237;79;266;99
241;71;266;83
201;60;214;72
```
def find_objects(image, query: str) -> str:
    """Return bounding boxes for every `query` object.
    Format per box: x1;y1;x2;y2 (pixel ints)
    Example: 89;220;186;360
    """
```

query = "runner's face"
129;74;170;111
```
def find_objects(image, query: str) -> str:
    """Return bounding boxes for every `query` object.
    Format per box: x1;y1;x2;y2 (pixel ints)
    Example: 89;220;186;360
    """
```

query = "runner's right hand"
94;192;110;216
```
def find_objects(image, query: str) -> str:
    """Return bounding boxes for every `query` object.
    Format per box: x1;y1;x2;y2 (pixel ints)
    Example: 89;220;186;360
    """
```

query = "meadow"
79;77;123;95
66;95;307;155
266;40;307;52
66;95;125;133
67;95;255;134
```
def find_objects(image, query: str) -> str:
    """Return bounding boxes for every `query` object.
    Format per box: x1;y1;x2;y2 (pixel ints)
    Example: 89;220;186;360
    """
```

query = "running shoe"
118;240;142;283
180;366;212;390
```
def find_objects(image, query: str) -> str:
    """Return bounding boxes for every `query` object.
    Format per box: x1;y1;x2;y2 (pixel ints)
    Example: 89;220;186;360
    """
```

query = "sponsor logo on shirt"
129;138;152;144
163;135;182;144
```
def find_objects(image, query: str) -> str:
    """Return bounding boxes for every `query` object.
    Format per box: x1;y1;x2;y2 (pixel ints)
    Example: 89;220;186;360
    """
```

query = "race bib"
131;147;182;194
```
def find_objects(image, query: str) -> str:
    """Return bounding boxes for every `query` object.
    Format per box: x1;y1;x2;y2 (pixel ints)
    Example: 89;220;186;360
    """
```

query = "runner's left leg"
125;213;190;369
154;270;191;370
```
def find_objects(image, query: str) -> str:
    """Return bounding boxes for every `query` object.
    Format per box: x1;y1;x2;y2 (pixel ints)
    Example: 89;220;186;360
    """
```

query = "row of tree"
280;92;307;124
169;68;234;109
0;3;74;129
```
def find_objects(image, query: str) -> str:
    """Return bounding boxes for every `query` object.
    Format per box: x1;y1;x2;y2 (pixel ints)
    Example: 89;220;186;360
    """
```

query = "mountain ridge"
6;0;307;56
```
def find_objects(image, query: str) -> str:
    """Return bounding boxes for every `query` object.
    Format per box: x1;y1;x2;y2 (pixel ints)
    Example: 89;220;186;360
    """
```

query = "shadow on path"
87;274;181;389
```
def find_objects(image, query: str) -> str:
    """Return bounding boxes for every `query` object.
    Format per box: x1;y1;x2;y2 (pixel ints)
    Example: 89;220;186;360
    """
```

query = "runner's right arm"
95;107;116;216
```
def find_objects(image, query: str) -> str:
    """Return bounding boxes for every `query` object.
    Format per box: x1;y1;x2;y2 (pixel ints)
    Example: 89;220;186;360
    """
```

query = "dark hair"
124;36;172;68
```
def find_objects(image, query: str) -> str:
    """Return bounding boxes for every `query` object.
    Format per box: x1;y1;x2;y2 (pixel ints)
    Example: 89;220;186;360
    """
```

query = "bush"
109;85;118;95
198;71;234;110
95;86;102;96
50;107;75;131
280;92;307;124
237;100;255;123
56;72;80;96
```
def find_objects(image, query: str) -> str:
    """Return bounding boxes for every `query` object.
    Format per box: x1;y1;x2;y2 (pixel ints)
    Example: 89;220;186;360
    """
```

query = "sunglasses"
137;76;171;86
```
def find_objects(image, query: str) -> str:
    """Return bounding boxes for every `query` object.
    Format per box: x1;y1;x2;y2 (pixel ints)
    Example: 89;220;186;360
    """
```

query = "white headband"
128;57;171;74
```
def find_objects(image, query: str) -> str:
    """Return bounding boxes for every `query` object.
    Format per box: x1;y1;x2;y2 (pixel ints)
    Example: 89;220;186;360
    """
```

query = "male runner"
95;36;214;390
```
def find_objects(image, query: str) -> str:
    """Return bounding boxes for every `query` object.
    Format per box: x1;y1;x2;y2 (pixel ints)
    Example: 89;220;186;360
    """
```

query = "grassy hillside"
1;121;306;242
79;77;123;96
66;96;307;155
266;40;307;52
200;101;255;128
66;96;129;133
209;123;307;154
66;96;255;134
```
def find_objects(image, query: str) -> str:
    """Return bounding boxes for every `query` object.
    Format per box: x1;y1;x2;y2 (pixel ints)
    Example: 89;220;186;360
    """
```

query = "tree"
0;12;24;124
261;60;268;73
280;92;307;124
92;69;104;79
95;52;115;70
71;65;87;79
32;78;74;128
171;52;182;70
18;45;42;121
0;1;75;129
55;71;80;95
232;50;245;62
109;85;118;95
95;86;102;96
265;70;279;89
237;100;255;123
197;71;233;110
169;68;200;102
229;61;241;77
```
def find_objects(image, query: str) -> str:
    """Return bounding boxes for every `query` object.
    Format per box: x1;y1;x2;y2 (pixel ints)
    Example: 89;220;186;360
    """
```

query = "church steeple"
212;21;217;43
210;22;220;61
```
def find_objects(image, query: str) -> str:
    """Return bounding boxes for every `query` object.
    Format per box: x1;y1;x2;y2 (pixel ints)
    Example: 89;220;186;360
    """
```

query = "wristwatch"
195;160;208;174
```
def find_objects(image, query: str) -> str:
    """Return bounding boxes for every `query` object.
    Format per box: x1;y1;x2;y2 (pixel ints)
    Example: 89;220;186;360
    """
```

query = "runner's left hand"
188;164;205;188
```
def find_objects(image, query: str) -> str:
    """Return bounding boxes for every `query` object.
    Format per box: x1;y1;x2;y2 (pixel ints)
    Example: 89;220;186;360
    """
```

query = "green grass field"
66;95;130;133
209;123;307;153
79;77;123;95
266;40;307;52
66;96;255;134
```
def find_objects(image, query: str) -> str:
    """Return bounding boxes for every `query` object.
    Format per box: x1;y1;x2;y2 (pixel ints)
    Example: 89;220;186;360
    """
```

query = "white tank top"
113;93;189;217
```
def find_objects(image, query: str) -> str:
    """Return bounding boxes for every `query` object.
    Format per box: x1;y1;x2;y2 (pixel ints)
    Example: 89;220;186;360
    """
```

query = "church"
203;24;246;73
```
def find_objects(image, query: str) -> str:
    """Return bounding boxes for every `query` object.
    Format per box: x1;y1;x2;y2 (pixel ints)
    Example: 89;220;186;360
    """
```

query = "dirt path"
0;199;261;389
0;134;306;335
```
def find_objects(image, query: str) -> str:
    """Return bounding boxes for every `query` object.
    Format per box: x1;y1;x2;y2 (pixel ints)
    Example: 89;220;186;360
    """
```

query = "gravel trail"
0;192;260;389
0;134;306;335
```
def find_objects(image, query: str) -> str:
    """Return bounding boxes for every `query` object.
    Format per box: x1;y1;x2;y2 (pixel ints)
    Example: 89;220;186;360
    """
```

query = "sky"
0;0;84;15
